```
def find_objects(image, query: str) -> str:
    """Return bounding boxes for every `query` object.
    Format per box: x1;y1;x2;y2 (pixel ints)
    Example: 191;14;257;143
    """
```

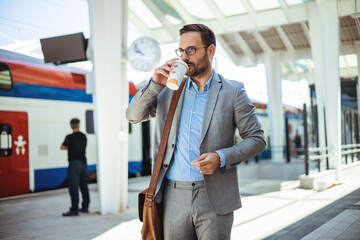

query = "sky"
0;0;310;108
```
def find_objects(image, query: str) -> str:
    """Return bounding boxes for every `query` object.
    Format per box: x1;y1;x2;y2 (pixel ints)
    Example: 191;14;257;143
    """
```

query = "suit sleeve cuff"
151;78;160;85
216;150;226;168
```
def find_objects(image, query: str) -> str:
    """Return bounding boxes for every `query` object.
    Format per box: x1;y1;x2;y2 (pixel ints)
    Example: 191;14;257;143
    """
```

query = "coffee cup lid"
176;59;189;70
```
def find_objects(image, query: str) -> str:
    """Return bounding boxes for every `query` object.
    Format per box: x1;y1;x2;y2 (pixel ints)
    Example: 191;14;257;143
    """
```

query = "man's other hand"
191;152;221;175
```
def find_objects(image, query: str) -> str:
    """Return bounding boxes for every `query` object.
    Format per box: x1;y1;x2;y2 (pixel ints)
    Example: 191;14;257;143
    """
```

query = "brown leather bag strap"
146;79;187;196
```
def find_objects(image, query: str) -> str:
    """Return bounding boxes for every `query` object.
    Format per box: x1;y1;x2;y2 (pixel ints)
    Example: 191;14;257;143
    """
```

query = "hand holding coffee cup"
166;60;188;90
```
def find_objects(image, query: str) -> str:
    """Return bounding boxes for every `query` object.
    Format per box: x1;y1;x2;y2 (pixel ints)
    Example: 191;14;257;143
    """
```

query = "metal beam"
128;10;152;37
253;32;274;54
168;0;195;22
150;5;308;36
300;22;311;44
141;0;178;40
207;0;228;32
237;47;313;66
240;0;258;25
289;61;299;75
133;1;355;43
275;25;295;51
277;0;289;20
232;32;256;64
217;35;240;65
353;17;360;38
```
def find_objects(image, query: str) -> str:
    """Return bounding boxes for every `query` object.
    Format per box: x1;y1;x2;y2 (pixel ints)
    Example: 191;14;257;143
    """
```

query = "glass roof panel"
286;0;303;5
339;56;347;68
249;0;280;11
286;0;315;5
308;59;314;68
154;0;183;23
345;54;358;67
214;0;247;16
165;14;182;25
294;61;308;72
295;65;305;73
180;0;215;19
129;0;162;29
281;63;290;75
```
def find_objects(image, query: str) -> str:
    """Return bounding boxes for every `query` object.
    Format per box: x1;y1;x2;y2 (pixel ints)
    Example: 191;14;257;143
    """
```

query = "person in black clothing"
61;118;90;217
294;130;302;156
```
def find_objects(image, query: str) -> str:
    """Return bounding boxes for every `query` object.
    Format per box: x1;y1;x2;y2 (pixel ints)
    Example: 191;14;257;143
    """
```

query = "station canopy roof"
1;0;359;81
129;0;360;80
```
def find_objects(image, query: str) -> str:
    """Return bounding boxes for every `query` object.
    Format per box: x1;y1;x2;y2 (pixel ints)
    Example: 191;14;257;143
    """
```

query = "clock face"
128;37;161;72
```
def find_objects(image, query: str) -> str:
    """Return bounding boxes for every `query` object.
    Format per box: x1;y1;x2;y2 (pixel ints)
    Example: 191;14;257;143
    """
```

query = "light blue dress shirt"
167;71;226;182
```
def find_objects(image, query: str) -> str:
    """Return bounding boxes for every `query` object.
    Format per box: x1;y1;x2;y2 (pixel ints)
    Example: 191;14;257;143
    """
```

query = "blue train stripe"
34;164;97;191
129;161;142;174
1;83;136;103
0;82;93;102
34;162;141;191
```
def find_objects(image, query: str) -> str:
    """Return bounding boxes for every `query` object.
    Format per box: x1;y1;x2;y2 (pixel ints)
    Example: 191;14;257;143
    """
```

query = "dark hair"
179;24;216;47
70;118;80;129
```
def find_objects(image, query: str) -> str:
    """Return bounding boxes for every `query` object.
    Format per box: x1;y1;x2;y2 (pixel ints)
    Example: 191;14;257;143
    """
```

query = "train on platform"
0;59;139;197
0;59;303;197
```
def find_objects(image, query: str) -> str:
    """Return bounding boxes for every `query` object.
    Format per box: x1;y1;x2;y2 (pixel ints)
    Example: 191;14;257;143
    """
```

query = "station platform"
1;173;360;240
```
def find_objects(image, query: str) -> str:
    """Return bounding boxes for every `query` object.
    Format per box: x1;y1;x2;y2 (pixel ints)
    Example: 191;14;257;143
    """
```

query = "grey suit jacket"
126;71;266;215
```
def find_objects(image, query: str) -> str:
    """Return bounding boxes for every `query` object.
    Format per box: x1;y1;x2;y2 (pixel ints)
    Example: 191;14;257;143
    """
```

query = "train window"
86;110;94;134
0;124;12;157
0;63;12;90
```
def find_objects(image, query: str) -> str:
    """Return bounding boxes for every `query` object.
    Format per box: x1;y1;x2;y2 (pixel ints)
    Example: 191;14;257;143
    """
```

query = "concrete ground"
1;174;360;240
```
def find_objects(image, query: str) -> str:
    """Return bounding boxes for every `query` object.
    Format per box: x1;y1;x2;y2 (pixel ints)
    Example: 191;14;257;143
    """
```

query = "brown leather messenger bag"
138;78;186;240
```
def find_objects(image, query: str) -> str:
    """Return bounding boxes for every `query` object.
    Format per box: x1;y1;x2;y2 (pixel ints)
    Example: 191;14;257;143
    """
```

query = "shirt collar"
187;70;214;92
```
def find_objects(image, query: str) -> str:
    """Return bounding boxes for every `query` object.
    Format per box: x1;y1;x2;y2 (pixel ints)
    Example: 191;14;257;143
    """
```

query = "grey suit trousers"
163;180;233;240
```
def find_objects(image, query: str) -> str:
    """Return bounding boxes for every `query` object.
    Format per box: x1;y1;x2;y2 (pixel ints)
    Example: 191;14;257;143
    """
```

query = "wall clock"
128;37;161;72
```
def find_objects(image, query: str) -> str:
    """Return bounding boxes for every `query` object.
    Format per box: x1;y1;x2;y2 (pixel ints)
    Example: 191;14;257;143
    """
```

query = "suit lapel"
200;72;222;144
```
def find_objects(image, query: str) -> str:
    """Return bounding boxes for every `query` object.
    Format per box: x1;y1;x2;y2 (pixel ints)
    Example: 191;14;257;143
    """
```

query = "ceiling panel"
281;23;310;49
340;16;360;43
240;31;264;54
260;27;286;51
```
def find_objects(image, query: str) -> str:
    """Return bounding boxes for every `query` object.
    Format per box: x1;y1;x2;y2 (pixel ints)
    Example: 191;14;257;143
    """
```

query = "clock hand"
133;44;144;56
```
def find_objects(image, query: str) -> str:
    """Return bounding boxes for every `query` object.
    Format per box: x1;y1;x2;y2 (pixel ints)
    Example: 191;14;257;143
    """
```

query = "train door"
0;111;29;197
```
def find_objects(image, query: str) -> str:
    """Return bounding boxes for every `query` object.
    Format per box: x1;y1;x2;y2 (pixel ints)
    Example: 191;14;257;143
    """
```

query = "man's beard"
185;52;211;78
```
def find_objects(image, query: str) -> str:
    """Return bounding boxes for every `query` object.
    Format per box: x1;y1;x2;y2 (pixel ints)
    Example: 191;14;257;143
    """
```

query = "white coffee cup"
166;60;188;90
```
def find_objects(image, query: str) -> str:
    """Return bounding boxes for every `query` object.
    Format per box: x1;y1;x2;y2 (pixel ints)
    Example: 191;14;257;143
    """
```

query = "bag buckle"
145;193;155;207
145;193;155;200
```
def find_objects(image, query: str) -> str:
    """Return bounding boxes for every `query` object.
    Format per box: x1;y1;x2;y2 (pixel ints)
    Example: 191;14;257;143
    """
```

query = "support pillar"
88;0;129;214
264;54;285;163
308;0;341;179
355;41;360;139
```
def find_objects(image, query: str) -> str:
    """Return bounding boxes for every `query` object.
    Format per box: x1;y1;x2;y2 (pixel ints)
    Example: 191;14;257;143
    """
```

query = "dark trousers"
67;160;90;212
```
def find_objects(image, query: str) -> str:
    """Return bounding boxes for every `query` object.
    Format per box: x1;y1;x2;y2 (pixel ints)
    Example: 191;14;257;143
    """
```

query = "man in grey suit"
126;24;266;240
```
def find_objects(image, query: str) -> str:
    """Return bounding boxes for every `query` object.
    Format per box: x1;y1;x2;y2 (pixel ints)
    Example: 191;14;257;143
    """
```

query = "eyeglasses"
175;45;208;57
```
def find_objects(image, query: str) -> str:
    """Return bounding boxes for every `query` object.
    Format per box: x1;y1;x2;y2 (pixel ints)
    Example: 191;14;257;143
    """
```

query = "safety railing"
303;144;360;175
304;146;331;175
341;144;360;164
